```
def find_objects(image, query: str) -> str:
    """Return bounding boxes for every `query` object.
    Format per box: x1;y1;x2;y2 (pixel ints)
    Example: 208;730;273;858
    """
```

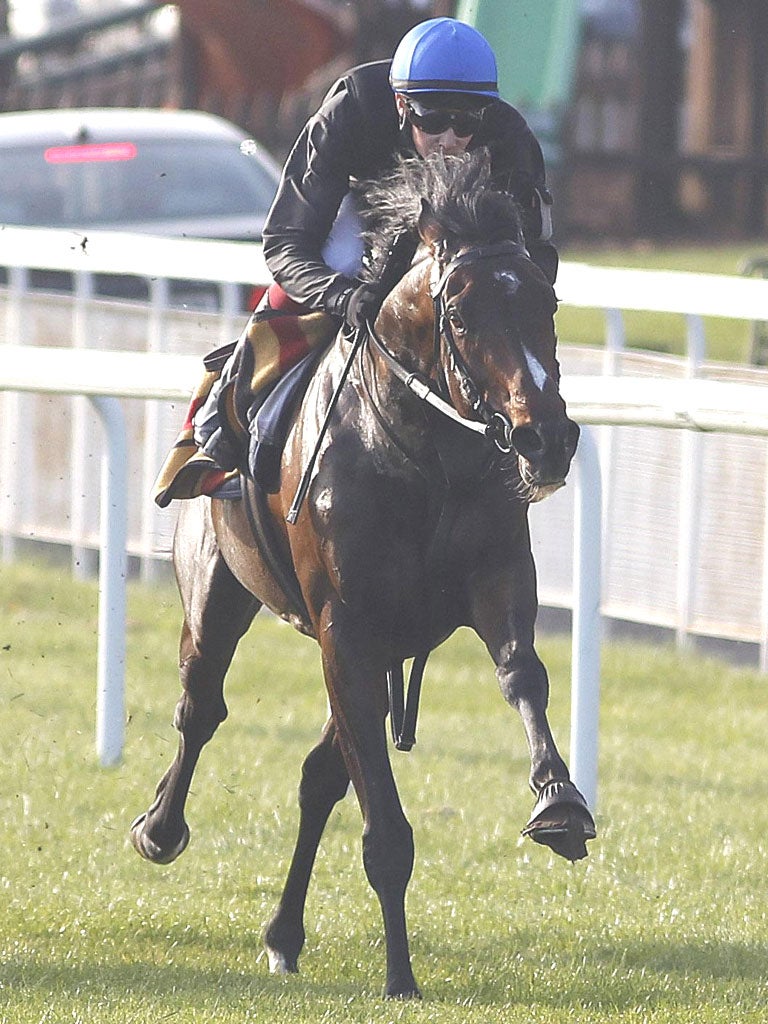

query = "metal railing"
5;344;768;810
2;225;768;810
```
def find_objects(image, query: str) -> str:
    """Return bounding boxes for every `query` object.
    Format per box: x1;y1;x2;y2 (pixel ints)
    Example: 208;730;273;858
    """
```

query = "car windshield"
0;137;277;228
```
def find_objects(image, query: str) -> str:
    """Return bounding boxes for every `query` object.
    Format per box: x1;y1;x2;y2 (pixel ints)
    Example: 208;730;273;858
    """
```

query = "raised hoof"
266;946;299;975
521;779;596;862
129;812;190;865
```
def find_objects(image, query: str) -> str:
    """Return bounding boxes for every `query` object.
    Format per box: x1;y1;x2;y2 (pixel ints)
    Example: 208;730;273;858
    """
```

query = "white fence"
2;226;768;802
531;347;768;658
2;226;766;651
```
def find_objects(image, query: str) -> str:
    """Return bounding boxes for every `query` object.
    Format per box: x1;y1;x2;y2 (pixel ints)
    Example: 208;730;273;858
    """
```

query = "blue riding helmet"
389;17;499;99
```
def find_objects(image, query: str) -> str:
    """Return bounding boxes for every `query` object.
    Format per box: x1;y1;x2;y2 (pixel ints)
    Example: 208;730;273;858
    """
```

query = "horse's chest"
308;446;496;633
312;469;432;599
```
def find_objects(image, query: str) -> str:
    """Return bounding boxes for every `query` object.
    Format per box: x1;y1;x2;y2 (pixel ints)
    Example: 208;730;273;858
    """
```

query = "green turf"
556;242;768;363
1;556;767;1022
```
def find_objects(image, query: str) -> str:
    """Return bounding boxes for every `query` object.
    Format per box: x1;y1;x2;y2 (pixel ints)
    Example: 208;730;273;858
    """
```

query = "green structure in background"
455;0;583;167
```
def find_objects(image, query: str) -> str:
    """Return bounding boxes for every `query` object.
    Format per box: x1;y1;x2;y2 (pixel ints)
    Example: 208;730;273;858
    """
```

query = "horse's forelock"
359;150;524;279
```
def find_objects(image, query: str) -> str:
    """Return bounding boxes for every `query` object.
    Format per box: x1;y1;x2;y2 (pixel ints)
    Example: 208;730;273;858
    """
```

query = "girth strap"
387;652;429;752
242;477;311;625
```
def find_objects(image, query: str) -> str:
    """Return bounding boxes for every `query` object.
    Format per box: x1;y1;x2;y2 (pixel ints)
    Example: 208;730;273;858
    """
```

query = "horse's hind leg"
131;500;260;864
264;715;350;974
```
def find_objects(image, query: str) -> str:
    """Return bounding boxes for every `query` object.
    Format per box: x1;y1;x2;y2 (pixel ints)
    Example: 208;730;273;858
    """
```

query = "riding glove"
342;281;385;330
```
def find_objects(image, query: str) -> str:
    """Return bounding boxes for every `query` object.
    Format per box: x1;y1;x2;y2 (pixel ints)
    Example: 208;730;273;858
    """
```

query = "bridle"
288;239;532;525
366;239;531;454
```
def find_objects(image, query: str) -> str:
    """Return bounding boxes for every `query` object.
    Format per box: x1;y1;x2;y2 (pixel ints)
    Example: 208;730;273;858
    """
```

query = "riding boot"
153;287;337;507
152;349;239;508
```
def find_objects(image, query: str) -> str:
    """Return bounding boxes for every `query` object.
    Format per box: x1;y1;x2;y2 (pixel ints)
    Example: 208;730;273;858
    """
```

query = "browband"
430;239;529;298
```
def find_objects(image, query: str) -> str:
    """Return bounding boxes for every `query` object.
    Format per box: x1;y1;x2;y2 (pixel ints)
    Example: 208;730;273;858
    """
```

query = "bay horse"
130;151;595;999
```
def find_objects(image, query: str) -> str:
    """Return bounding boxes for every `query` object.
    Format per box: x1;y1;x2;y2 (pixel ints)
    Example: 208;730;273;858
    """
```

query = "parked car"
0;107;282;307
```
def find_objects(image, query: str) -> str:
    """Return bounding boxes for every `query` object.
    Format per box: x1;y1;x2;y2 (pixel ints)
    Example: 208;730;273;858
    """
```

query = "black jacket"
262;60;556;312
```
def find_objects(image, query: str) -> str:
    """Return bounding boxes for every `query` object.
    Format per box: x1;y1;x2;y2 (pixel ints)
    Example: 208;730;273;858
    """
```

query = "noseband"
367;239;530;453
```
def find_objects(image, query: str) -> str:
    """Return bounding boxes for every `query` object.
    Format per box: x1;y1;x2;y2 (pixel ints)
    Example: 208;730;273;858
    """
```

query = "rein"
289;239;528;523
366;239;528;454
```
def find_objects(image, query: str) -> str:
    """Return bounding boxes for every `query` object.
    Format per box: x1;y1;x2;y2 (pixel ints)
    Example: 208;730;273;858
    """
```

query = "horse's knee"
298;740;349;814
496;648;549;708
362;817;414;896
176;636;231;717
172;687;227;743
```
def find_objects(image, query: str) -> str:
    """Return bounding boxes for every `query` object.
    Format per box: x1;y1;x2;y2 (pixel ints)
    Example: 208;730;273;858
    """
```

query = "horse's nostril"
511;425;545;460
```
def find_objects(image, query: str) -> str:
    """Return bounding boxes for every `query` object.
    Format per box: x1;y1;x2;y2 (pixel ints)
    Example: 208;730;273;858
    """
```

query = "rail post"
570;425;602;812
90;395;128;767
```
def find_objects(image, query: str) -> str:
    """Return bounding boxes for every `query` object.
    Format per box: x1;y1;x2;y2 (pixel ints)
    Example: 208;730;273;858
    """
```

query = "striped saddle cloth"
152;285;337;507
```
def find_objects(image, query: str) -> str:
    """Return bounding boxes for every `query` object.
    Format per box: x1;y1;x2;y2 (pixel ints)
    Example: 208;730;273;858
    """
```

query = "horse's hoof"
129;812;190;865
384;981;422;1000
521;779;596;862
266;946;299;975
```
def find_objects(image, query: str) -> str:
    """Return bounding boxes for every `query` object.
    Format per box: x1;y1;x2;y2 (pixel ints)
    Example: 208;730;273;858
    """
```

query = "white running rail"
3;343;768;811
2;226;768;814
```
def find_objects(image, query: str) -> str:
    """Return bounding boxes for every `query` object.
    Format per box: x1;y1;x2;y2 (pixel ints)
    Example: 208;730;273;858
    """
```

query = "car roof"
0;107;252;147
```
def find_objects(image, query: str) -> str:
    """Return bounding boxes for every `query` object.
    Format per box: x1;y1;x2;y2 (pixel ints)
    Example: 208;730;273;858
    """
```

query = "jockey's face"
396;94;480;158
412;123;473;158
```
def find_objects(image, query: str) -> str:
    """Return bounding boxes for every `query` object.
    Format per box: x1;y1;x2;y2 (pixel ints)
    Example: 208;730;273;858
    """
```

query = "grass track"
1;557;768;1023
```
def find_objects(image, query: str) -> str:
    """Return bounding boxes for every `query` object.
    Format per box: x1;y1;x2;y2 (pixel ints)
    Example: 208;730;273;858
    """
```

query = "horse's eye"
446;307;465;332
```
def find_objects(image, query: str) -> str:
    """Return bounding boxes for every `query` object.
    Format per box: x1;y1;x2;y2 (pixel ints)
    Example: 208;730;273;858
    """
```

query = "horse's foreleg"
470;545;595;862
131;507;260;864
264;716;350;974
318;602;420;1000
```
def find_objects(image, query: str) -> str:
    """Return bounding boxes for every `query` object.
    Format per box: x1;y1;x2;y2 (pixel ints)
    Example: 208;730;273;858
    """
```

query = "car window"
0;138;278;228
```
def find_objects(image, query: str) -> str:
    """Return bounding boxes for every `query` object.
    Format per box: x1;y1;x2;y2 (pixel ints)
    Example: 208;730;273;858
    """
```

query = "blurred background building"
0;0;766;242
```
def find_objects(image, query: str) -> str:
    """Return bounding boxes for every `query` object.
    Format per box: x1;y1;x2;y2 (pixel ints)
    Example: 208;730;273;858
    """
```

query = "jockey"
153;17;558;505
262;15;558;329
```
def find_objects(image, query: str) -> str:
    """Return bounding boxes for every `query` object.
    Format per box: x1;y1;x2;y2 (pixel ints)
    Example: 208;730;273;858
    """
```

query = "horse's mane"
357;148;525;280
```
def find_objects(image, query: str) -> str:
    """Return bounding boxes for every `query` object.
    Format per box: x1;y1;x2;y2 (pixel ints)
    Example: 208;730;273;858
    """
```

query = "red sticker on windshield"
44;142;138;164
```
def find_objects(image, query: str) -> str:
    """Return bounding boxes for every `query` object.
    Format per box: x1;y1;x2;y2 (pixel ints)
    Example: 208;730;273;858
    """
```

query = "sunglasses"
404;101;485;137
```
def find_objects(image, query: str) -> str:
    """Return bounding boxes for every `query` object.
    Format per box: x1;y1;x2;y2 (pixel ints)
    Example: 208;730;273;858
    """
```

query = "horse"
130;150;595;1000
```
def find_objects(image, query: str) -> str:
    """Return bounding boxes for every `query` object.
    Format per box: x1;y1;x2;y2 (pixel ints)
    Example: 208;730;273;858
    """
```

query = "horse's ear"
417;198;442;251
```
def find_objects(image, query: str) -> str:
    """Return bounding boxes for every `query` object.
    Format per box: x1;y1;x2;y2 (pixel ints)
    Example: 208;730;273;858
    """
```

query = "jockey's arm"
262;94;364;317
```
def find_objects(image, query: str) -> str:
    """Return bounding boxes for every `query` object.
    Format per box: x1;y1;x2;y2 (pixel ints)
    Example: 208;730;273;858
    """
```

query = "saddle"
232;313;329;493
152;302;337;507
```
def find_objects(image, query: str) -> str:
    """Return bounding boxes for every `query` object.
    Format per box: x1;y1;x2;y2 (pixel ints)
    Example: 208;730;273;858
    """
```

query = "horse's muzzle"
512;417;580;489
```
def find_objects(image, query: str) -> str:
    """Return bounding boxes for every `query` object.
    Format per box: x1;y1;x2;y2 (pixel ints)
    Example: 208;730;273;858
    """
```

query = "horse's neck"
378;258;435;375
354;260;448;468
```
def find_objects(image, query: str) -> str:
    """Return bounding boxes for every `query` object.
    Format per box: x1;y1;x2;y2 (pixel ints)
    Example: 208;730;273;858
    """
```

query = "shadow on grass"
1;957;378;1013
414;931;768;1010
4;928;768;1015
613;936;768;983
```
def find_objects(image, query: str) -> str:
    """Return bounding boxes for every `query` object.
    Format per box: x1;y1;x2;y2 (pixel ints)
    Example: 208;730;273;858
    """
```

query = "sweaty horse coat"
131;152;595;1000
